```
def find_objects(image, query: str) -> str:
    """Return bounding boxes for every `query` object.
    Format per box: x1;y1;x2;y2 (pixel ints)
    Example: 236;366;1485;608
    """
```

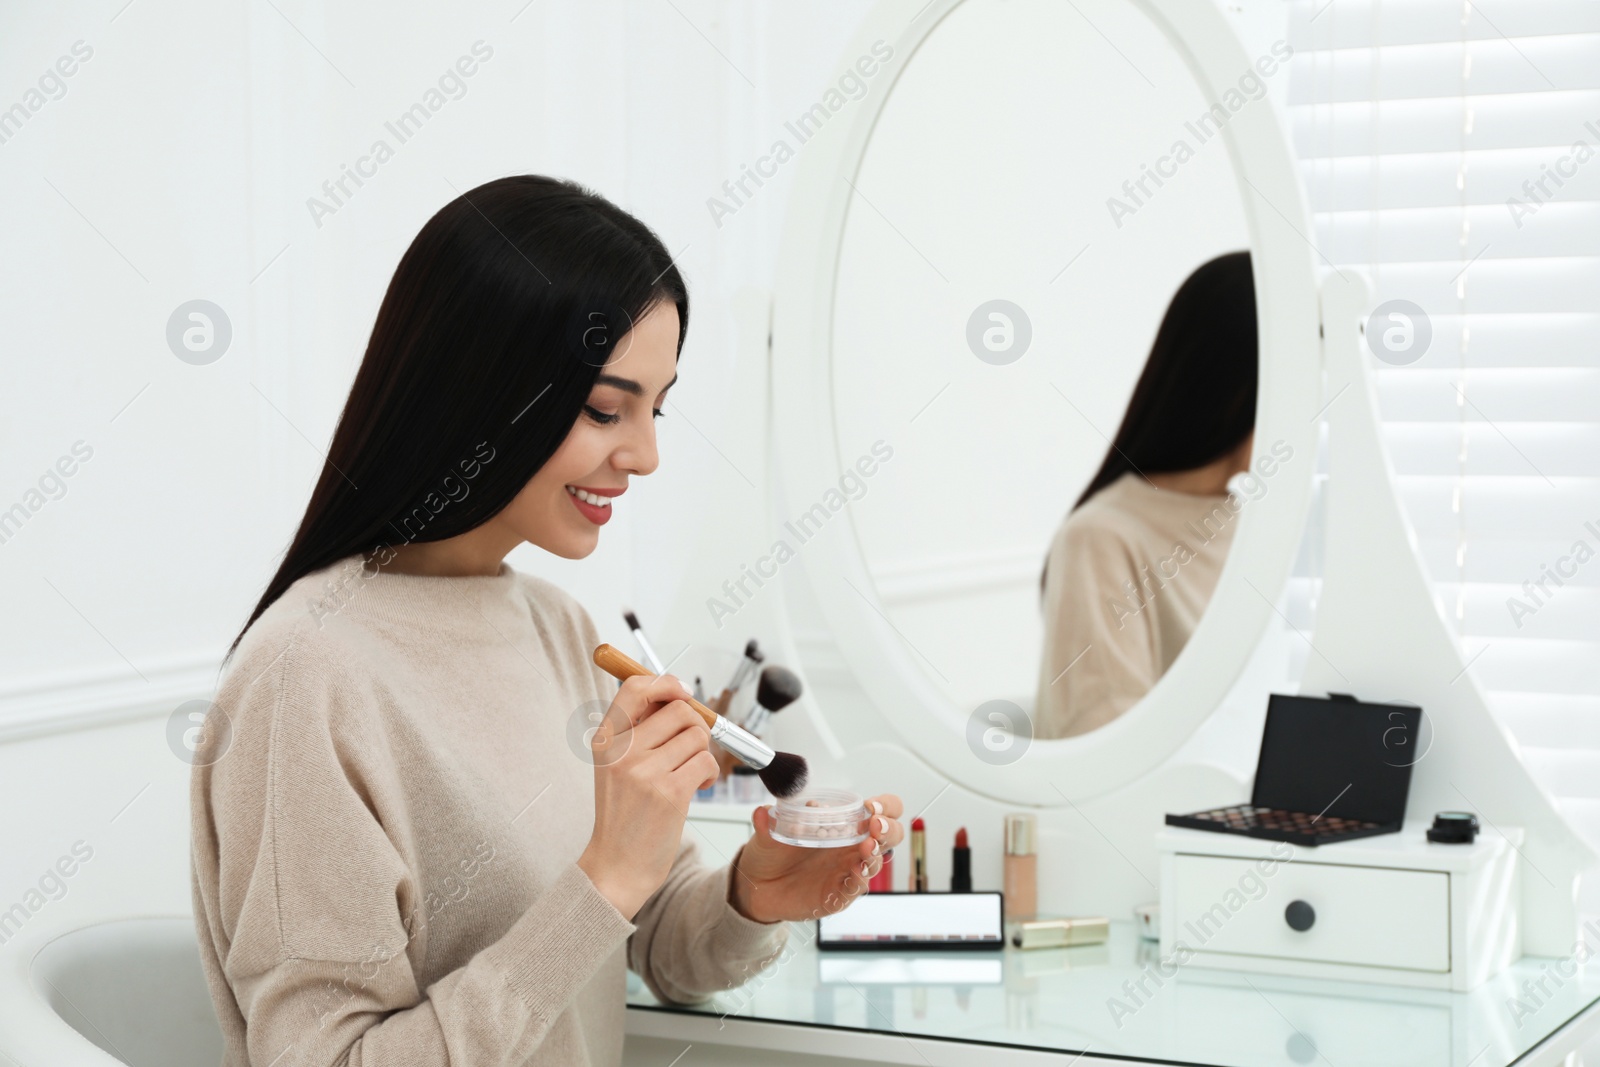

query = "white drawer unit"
1169;854;1450;972
1158;822;1522;990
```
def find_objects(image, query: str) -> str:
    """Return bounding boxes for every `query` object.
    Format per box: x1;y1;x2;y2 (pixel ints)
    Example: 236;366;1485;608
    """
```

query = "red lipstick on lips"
566;484;624;526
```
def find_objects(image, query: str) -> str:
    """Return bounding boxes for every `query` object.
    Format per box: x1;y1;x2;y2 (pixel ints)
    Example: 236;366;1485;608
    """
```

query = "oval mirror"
835;0;1257;741
771;0;1323;803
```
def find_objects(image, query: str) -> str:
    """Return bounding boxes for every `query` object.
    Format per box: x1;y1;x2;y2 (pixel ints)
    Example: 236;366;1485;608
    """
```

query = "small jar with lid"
768;788;871;848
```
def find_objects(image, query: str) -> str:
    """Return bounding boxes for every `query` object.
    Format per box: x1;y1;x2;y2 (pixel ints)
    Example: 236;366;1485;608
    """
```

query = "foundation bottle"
1004;813;1038;922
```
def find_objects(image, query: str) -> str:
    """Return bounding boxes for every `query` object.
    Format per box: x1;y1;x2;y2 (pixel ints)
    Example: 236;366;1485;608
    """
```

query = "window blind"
1288;0;1600;904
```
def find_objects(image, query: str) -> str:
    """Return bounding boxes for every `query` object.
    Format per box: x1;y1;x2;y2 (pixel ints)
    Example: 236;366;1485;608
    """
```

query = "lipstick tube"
911;817;927;892
867;848;894;893
950;827;971;893
1011;916;1109;950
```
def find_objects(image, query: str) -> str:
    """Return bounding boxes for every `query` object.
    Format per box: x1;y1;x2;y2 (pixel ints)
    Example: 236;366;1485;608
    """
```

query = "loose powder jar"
769;788;870;848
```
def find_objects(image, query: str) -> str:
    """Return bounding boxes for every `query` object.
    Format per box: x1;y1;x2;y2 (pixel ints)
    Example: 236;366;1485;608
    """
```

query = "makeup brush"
740;664;803;737
592;643;809;799
621;608;666;674
711;639;763;717
710;641;766;780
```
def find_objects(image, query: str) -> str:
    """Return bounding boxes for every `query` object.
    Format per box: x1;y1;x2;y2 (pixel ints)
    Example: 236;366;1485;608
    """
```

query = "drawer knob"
1285;900;1316;932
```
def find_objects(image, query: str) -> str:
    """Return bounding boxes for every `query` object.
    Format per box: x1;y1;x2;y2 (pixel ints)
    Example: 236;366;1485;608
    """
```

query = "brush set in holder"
605;611;808;801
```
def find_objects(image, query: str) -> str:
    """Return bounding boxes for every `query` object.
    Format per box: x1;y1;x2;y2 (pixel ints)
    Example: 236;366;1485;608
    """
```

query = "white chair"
1;916;223;1067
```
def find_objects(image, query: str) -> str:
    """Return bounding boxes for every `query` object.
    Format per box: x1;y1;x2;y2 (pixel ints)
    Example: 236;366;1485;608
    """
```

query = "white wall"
0;0;886;736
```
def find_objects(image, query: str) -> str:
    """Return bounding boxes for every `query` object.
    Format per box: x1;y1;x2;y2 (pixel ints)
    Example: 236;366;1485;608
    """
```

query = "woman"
1034;251;1257;739
190;175;904;1067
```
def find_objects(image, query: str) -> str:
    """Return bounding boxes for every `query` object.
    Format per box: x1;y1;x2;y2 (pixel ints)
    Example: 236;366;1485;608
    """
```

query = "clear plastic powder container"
769;788;870;848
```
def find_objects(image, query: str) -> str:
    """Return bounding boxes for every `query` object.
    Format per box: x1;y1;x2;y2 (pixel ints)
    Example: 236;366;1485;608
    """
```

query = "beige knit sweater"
1035;473;1238;738
190;555;788;1067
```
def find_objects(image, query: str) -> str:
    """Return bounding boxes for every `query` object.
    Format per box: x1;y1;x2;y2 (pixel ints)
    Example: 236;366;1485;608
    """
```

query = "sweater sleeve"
626;836;789;1005
1036;519;1160;738
541;581;787;1003
197;633;638;1067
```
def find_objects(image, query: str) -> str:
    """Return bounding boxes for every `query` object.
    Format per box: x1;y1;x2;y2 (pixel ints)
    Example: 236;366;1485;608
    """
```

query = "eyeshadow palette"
1165;693;1421;847
1164;804;1399;846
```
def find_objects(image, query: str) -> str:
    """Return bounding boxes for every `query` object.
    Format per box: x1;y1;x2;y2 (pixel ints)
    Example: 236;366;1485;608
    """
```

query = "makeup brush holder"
769;788;870;848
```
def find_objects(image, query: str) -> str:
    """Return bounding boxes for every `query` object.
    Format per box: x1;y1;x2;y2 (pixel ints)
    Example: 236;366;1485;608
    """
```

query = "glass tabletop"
626;920;1600;1066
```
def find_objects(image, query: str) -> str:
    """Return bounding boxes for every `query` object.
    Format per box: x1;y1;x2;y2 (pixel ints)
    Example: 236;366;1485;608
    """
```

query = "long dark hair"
1075;250;1255;508
228;175;688;660
1042;250;1255;589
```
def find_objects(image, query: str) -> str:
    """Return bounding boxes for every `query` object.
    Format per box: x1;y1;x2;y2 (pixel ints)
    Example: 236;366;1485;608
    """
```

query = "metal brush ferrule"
709;715;774;769
726;655;760;695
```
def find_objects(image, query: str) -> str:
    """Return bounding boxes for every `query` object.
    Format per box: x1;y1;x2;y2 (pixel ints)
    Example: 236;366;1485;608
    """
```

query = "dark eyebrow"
595;372;678;398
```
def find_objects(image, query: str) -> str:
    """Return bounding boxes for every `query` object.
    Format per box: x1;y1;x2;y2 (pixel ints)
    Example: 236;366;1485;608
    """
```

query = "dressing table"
624;923;1600;1065
649;0;1599;1062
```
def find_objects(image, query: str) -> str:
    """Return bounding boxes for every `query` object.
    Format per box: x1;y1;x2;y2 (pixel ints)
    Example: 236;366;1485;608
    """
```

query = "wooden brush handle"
593;644;720;730
707;688;740;779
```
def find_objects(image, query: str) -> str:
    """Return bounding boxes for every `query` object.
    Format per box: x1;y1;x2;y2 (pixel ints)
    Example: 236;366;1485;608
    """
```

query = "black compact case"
815;891;1006;950
1165;693;1422;846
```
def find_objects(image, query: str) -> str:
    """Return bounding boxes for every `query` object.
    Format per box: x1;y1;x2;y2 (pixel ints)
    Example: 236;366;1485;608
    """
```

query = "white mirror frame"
770;0;1324;803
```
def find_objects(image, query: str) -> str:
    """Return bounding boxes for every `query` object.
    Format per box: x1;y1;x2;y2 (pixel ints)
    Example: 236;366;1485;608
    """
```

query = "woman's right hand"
576;673;720;920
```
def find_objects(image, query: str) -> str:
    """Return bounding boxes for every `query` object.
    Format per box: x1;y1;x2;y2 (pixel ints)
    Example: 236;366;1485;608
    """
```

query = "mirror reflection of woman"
1035;251;1257;739
189;176;904;1067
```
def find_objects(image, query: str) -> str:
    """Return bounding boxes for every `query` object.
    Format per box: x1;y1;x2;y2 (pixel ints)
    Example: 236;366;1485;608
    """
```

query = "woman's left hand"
728;793;905;923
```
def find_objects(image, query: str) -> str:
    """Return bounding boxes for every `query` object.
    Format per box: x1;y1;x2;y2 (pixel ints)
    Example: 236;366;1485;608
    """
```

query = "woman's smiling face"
494;298;680;560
